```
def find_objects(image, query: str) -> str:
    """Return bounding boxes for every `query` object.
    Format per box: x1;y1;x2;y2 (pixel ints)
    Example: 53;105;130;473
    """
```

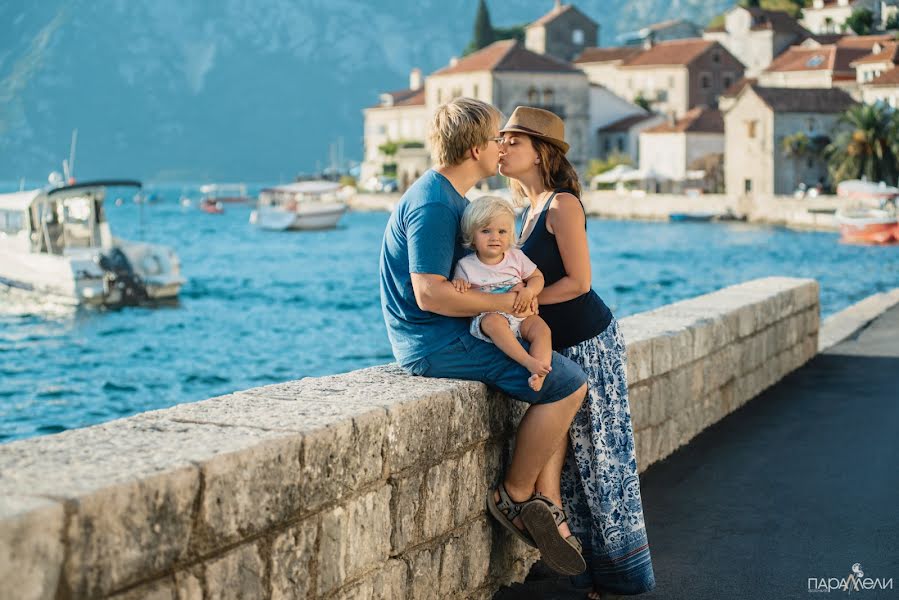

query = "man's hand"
452;279;471;293
513;285;537;314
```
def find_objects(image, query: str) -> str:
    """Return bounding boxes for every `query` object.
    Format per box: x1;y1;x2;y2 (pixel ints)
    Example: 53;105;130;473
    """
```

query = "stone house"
723;84;856;196
615;39;745;119
860;66;899;105
360;69;428;187
800;0;881;34
638;106;724;183
525;1;599;63
850;40;899;83
426;39;590;170
596;113;667;164
704;6;812;77
617;19;702;47
573;46;643;89
587;84;651;160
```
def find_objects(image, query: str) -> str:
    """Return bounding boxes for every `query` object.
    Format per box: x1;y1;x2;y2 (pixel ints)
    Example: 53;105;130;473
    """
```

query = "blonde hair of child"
461;196;517;250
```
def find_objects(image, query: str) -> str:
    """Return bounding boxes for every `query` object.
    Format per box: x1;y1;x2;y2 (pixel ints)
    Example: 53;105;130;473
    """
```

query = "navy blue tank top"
518;191;613;351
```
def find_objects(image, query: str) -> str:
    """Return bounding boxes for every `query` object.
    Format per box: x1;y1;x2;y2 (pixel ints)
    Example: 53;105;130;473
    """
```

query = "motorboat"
199;183;252;204
836;179;899;204
0;180;185;306
199;198;225;214
834;207;899;244
250;181;348;231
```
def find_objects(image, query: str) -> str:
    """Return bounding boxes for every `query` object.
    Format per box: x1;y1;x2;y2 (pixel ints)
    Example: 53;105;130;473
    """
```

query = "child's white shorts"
470;311;526;343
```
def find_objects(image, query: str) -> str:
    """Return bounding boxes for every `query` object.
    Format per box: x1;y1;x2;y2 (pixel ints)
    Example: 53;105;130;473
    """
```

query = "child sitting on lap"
452;196;553;391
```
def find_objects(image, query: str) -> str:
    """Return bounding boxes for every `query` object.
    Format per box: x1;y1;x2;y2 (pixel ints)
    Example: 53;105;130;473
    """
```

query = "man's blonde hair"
428;98;502;167
461;195;517;250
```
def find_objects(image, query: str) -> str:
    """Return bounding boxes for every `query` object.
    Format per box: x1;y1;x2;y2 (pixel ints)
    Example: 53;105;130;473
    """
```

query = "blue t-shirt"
379;170;470;365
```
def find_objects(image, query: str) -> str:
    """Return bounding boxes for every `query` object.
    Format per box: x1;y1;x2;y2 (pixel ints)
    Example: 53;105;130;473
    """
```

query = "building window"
744;178;752;193
572;29;584;44
437;88;442;103
452;87;462;99
723;73;733;89
806;117;817;132
543;88;554;105
747;120;757;138
701;73;711;89
806;157;814;168
616;136;625;152
657;89;668;101
712;50;721;64
668;75;674;88
603;138;611;153
528;86;538;103
473;84;479;98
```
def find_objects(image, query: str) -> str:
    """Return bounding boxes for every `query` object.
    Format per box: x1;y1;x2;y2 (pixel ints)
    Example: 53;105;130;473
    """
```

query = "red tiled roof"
598;113;657;133
851;42;899;66
746;84;856;113
529;3;597;28
868;66;899;86
619;39;717;68
721;76;757;98
643;106;724;134
395;89;425;106
835;34;896;49
431;40;579;76
745;8;810;37
369;88;424;109
573;46;643;64
764;44;873;74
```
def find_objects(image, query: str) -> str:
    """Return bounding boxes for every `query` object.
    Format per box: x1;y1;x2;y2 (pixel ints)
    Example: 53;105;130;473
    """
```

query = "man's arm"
411;273;527;317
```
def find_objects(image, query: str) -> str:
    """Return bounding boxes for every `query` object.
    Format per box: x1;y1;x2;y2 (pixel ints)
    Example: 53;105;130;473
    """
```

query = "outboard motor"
98;247;148;305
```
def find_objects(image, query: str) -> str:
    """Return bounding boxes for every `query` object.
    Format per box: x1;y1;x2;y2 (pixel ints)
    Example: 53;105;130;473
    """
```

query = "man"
379;97;588;569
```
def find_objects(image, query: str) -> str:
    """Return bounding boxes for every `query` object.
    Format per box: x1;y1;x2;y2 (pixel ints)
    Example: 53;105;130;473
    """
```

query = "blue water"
1;189;897;442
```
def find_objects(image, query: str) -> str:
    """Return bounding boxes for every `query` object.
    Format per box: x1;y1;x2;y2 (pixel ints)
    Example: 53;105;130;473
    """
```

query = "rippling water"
1;188;897;442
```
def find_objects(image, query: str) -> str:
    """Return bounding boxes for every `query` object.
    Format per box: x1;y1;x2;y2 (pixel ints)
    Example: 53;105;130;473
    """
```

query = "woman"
498;106;656;599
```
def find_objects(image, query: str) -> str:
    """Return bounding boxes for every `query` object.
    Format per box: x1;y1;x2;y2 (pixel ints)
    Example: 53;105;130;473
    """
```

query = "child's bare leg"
519;316;553;391
480;314;550;389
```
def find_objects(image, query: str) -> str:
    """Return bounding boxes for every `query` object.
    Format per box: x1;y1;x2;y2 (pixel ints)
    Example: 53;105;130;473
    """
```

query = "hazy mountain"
0;0;733;182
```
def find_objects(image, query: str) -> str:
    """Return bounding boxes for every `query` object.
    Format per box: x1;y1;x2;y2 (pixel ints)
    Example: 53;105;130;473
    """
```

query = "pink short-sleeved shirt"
452;248;538;294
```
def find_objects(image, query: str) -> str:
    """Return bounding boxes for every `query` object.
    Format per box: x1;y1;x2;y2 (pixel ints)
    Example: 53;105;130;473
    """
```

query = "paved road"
495;305;899;600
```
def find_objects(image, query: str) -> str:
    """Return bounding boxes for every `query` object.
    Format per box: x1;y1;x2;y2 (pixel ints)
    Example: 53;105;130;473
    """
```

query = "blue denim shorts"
402;334;587;405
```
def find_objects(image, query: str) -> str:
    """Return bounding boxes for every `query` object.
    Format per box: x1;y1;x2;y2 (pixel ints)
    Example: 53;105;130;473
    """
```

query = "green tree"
633;93;651;111
825;103;899;186
844;8;874;34
378;141;398;157
472;0;495;51
586;153;633;179
885;12;899;30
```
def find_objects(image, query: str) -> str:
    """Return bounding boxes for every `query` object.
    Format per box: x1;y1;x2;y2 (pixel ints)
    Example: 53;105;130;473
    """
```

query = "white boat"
0;180;185;306
250;181;348;231
834;207;899;245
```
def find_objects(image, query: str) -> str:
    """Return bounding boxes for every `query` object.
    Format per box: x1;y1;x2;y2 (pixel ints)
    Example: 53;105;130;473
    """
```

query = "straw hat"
499;106;569;154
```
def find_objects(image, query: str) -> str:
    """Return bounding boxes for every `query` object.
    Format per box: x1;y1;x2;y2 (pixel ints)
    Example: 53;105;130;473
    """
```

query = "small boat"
199;183;252;204
669;211;719;222
250;181;348;231
0;180;185;306
834;207;899;244
199;198;225;214
836;179;899;203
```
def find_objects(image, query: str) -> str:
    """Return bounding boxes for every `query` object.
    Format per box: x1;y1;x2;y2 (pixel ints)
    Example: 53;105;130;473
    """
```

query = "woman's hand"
452;279;471;293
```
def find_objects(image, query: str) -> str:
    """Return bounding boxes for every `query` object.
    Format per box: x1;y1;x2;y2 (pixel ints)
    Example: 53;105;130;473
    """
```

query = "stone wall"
0;277;819;600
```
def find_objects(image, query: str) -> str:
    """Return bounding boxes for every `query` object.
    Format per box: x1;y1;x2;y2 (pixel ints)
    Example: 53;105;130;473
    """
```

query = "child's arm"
513;268;544;314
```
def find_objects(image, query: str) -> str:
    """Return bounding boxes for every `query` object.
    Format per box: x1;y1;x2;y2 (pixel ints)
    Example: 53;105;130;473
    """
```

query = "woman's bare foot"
586;591;602;600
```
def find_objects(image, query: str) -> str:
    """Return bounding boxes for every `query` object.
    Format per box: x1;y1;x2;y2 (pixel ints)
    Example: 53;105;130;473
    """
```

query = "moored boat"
199;183;252;204
250;181;348;231
0;180;185;306
834;207;899;244
199;198;225;214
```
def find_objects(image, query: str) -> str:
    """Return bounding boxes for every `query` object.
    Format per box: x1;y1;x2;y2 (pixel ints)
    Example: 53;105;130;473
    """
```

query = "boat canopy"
262;181;341;195
836;180;899;199
200;183;247;194
46;179;142;196
0;190;42;212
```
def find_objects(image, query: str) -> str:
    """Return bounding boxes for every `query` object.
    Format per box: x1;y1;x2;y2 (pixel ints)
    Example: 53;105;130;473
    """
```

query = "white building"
596;113;667;164
860;66;899;105
800;0;881;34
639;106;724;183
587;84;650;160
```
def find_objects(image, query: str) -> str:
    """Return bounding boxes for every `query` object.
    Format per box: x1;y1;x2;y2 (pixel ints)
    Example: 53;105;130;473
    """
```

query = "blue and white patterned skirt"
560;318;656;594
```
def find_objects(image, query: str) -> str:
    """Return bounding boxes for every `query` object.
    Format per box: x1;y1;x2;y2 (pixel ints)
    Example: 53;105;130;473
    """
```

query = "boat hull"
835;208;899;244
251;203;347;231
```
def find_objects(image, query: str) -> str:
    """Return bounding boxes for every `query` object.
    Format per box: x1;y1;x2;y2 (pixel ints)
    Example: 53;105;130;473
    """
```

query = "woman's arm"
538;193;592;305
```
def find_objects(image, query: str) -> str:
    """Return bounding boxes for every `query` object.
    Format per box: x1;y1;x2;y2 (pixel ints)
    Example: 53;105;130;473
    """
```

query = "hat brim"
499;125;570;154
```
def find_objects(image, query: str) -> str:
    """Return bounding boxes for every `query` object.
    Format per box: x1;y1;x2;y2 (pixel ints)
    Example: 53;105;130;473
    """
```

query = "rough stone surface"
0;496;65;600
270;517;318;600
108;579;175;600
204;543;266;600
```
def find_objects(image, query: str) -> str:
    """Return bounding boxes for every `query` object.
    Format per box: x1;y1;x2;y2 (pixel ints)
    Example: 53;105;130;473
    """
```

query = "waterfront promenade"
495;304;899;600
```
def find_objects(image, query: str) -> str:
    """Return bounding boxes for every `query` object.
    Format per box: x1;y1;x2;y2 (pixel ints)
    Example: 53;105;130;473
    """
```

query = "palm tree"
825;103;899;186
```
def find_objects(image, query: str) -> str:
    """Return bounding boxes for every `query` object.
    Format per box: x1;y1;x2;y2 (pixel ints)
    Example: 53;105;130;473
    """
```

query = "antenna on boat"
68;129;78;183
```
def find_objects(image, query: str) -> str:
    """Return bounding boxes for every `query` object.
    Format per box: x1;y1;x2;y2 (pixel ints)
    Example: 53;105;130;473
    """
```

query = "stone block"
649;375;673;428
389;472;424;554
454;449;487;527
624;336;652;384
634;428;653;472
439;534;465;597
651;332;673;375
270;517;318;600
628;383;651;432
173;570;203;600
405;544;443;600
0;496;65;600
318;487;392;595
460;518;492;591
333;559;407;600
669;368;692;414
204;543;266;600
421;459;457;539
385;390;456;472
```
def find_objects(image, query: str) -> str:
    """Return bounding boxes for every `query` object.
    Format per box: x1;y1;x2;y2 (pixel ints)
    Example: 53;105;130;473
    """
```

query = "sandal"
486;484;537;548
520;493;586;576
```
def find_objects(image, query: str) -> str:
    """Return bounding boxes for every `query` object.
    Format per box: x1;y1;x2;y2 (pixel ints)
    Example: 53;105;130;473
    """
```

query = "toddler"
452;196;553;391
